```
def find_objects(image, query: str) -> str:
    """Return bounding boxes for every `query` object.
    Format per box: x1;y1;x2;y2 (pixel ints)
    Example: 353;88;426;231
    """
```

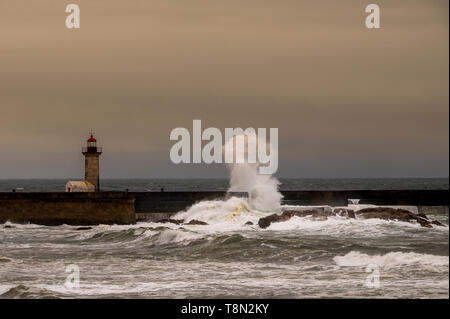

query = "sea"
0;178;448;298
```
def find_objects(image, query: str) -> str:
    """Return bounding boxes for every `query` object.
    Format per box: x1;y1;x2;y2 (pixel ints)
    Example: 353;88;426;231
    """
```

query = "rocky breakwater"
155;218;209;226
258;207;445;229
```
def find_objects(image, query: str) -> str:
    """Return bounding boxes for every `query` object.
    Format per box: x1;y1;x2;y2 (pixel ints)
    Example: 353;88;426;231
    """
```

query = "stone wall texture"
84;155;100;191
0;192;135;225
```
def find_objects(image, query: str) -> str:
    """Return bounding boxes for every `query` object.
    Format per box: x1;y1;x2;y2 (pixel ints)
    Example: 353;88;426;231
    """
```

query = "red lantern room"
87;134;97;148
82;132;102;154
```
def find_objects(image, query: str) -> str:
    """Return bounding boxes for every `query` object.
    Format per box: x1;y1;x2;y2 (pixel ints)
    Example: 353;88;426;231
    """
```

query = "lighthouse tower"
82;133;102;191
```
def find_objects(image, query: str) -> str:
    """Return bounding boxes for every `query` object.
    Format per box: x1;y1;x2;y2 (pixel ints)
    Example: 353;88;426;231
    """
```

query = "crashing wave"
334;251;449;270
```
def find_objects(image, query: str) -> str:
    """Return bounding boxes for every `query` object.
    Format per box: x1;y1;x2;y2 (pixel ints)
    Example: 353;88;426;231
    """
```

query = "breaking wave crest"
0;285;64;299
174;196;268;230
334;251;449;270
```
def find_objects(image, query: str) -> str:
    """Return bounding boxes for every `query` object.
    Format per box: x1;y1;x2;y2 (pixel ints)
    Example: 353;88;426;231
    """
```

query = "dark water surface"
0;178;448;192
0;179;448;298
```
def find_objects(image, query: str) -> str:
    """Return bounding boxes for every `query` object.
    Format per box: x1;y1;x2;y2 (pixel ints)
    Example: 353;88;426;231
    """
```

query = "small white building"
66;181;95;192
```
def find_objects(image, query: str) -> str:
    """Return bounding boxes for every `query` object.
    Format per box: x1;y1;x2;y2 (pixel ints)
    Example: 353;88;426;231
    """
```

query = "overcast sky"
0;0;448;178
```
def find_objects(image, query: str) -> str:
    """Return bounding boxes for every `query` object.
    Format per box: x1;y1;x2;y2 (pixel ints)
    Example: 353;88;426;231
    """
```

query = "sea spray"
175;196;268;230
228;163;282;212
175;132;282;225
225;132;283;213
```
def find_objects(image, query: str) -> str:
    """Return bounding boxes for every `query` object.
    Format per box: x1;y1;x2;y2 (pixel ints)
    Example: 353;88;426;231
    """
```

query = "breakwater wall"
132;190;449;213
0;192;135;225
0;190;448;225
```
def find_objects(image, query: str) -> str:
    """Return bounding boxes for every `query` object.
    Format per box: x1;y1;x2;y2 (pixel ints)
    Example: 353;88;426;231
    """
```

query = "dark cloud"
0;0;448;178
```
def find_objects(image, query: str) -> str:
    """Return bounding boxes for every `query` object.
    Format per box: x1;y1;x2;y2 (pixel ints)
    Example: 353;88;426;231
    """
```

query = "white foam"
0;285;14;296
334;251;449;269
266;215;424;233
347;204;418;214
169;199;449;236
1;221;43;229
284;204;418;214
174;196;269;232
154;229;204;245
225;132;282;213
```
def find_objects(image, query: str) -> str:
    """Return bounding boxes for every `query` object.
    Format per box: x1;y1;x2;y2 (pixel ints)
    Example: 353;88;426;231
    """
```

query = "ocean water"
0;179;448;298
0;178;448;192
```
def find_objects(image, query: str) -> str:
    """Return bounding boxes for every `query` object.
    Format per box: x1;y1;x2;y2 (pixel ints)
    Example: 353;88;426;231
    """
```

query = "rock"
74;226;92;230
155;218;208;226
244;221;253;226
431;220;445;227
333;208;356;218
285;209;335;219
258;209;329;229
3;225;15;229
355;208;436;228
155;218;184;225
258;213;289;229
257;207;443;229
185;219;208;225
356;208;417;222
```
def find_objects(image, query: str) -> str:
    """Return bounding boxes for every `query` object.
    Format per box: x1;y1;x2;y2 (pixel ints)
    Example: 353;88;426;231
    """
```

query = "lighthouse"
82;133;102;191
